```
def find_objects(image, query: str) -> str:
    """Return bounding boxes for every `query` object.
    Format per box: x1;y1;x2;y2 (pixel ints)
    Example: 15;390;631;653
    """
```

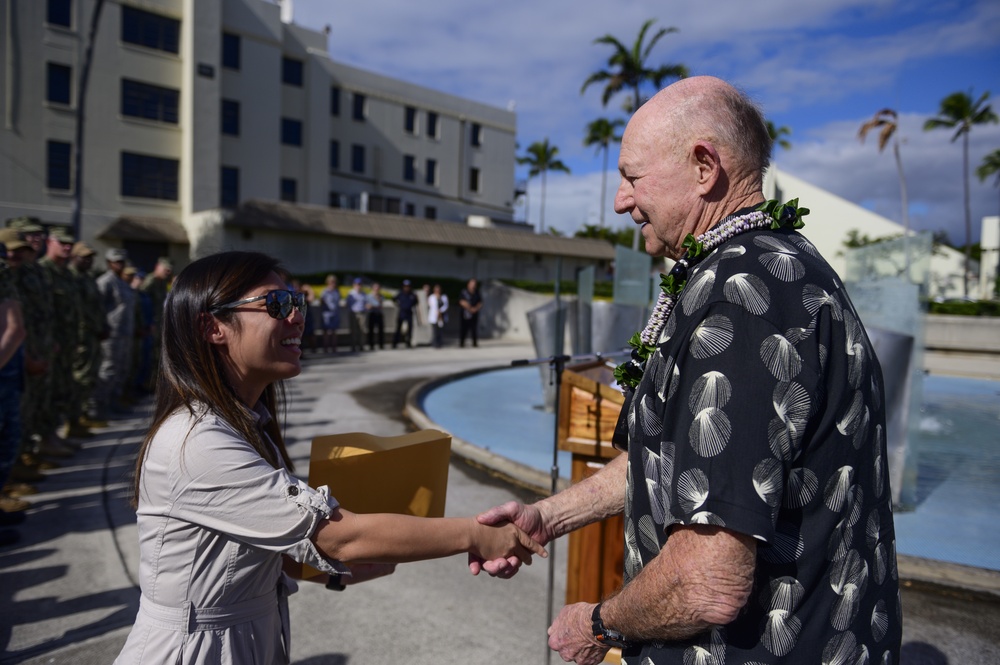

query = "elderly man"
475;76;901;664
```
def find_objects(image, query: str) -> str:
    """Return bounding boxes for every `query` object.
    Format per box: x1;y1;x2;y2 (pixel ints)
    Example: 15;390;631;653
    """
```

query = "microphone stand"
510;349;629;664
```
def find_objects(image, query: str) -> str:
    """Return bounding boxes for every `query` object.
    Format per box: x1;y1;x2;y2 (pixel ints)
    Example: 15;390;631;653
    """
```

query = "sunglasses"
212;289;307;319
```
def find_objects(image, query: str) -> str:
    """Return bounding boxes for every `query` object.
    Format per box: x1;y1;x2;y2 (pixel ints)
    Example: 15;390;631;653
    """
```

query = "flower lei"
613;198;809;390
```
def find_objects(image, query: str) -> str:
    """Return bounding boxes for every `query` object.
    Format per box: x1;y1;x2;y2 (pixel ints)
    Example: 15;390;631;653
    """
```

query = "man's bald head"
638;76;772;184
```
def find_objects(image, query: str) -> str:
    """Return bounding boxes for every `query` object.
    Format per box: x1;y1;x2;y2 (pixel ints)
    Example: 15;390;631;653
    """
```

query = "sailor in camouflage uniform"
5;218;64;466
0;229;30;523
139;257;172;393
68;242;105;435
38;228;81;444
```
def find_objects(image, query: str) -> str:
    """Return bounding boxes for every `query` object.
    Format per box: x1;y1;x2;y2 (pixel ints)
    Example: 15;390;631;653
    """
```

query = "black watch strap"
591;602;633;649
325;572;346;591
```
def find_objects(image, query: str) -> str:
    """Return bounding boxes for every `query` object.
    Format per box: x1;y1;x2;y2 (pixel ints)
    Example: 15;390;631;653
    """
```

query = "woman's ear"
199;312;227;346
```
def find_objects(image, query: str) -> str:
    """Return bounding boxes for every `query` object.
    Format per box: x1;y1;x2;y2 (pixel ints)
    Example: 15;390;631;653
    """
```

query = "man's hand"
468;501;550;577
548;602;609;665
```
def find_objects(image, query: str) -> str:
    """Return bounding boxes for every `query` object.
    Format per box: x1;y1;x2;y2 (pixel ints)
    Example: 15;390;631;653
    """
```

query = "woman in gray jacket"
115;251;542;664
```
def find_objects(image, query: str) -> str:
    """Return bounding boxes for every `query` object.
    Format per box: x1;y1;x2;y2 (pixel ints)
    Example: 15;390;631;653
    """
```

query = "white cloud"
776;114;1000;244
289;0;1000;242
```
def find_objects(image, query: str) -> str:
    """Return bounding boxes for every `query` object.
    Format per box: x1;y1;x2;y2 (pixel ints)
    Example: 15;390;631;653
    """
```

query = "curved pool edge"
403;365;570;497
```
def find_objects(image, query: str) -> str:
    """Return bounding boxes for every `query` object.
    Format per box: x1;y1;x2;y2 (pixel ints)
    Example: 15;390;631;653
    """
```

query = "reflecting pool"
422;368;1000;570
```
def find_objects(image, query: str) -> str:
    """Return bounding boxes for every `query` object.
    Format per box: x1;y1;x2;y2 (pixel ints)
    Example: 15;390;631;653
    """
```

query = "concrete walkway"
1;340;998;664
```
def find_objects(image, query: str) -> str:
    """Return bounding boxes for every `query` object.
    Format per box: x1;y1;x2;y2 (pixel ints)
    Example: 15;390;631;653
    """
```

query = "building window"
220;166;239;207
282;57;303;86
221;99;240;136
427;111;439;138
121;6;180;54
330;86;340;116
329;191;341;208
351;144;365;174
329;140;340;170
47;62;72;105
47;140;72;190
352;93;366;121
281;118;302;146
469;167;481;193
386;198;401;215
470;122;482;147
403;155;416;182
424;206;437;220
347;194;361;210
404;202;415;217
425;159;437;186
121;79;179;124
368;195;384;213
47;0;72;28
221;32;240;70
121;152;179;201
280;178;297;202
405;106;417;134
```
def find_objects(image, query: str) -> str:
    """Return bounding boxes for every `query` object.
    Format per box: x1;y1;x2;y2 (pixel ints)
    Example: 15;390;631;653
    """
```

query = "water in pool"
422;367;1000;570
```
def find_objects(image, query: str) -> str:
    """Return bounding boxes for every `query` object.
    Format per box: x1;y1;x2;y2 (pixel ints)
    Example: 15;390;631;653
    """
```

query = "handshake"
468;500;550;578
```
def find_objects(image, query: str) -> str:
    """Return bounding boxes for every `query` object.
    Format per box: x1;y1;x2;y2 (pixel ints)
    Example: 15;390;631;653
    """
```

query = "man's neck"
693;190;766;238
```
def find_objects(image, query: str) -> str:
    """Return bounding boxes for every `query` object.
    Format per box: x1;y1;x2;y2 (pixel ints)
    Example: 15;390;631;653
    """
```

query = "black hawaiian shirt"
621;227;902;664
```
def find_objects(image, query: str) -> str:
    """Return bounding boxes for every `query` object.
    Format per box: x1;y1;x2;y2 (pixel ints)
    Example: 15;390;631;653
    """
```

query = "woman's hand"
467;519;547;565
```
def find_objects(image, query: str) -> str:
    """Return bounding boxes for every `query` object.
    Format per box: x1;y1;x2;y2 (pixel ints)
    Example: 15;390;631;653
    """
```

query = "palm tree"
924;90;999;297
859;109;911;271
517;139;570;234
766;120;792;153
977;148;1000;218
581;18;688;114
583;117;624;229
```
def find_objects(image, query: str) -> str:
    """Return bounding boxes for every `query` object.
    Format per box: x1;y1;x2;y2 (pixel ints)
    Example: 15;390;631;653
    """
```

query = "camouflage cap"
5;216;45;234
0;228;30;252
122;264;138;277
71;241;96;257
49;227;75;244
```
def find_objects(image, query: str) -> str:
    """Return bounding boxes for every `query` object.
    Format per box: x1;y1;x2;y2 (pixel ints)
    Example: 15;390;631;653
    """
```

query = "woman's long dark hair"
130;251;294;508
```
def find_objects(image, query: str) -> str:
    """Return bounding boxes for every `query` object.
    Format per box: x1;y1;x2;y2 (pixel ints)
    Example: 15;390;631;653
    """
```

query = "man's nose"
613;183;632;214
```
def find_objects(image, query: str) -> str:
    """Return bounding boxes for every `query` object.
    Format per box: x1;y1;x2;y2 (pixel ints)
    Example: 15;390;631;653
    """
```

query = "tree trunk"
893;140;911;277
599;145;608;229
540;170;547;234
71;0;107;240
962;132;972;299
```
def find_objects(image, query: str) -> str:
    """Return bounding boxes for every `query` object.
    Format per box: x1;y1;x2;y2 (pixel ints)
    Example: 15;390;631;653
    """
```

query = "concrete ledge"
923;350;1000;381
925;314;1000;354
898;555;1000;600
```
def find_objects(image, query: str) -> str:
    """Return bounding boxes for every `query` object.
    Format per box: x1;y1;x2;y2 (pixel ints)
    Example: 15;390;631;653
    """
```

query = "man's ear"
691;141;722;195
200;312;227;346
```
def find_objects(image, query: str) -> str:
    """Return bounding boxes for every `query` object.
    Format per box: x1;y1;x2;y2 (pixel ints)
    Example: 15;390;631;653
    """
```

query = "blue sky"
290;0;1000;244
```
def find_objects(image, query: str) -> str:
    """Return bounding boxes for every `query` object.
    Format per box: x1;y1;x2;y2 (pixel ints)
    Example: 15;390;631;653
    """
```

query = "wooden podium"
557;361;626;606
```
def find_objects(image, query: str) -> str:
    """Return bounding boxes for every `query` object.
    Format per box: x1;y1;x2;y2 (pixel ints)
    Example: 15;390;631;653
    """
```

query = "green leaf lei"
612;198;809;390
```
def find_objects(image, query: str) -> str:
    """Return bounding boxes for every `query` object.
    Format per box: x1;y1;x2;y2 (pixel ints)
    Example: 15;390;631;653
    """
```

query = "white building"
765;168;971;300
1;0;568;275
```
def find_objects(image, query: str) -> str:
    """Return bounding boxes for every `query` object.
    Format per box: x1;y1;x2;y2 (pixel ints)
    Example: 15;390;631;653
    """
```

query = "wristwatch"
591;602;633;649
325;572;346;591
